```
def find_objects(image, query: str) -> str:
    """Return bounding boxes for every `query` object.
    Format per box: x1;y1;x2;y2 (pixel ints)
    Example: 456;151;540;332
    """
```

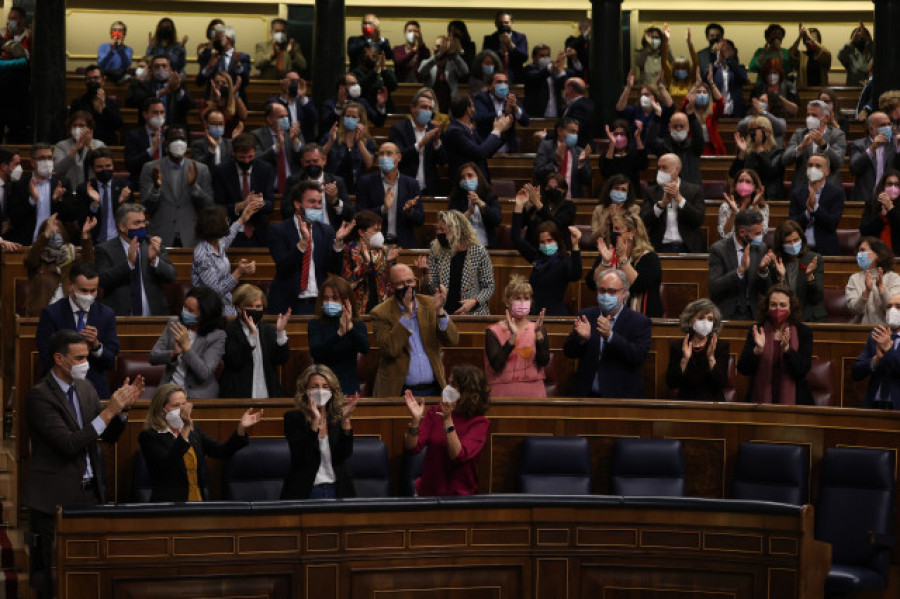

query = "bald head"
390;263;416;287
376;142;401;173
669;111;689;134
658;153;682;176
867;111;892;137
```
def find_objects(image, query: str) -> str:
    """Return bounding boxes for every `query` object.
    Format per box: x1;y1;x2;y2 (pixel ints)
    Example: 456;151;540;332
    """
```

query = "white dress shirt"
294;217;319;299
652;178;686;245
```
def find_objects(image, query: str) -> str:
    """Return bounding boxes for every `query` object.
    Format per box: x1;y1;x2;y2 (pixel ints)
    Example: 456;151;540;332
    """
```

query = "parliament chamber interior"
0;0;899;597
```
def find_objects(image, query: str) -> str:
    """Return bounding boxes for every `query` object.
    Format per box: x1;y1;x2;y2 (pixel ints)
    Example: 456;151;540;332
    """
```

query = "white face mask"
806;116;821;131
347;84;362;99
441;385;460;404
656;170;672;186
134;67;147;79
8;164;22;182
887;307;900;329
272;31;287;44
36;159;54;179
405;31;416;44
639;95;652;109
68;359;90;381
767;73;780;86
148;115;165;130
164;409;184;430
168;140;187;158
693;319;714;337
670;129;688;143
73;292;95;312
367;231;384;249
806;166;825;183
309;388;332;407
71;127;85;141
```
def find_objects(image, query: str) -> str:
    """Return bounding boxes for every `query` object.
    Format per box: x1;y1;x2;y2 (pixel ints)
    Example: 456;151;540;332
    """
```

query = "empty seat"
132;450;152;503
837;229;861;256
401;447;426;496
115;353;165;398
222;438;290;501
824;287;855;323
610;438;685;496
722;355;737;402
517;436;592;495
807;358;835;406
816;447;896;594
345;437;391;497
491;179;516;198
732;442;808;505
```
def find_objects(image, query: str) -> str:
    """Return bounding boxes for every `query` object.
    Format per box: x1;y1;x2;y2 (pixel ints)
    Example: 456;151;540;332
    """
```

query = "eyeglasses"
596;287;623;294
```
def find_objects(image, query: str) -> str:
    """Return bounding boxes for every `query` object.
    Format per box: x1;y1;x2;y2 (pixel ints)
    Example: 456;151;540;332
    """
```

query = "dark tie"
76;310;86;332
277;145;287;194
102;184;112;241
66;386;82;426
131;247;143;316
300;231;312;292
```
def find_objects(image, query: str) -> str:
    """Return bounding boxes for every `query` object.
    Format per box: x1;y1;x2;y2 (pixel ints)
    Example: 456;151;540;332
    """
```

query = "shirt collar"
50;370;72;396
168;157;184;169
68;297;82;314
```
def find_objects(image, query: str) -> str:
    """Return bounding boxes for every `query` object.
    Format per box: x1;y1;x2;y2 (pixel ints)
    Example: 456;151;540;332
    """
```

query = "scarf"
751;320;799;405
40;243;76;268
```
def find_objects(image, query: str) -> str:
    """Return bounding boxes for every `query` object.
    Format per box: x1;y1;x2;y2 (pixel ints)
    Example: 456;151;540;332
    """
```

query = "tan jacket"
370;294;459;397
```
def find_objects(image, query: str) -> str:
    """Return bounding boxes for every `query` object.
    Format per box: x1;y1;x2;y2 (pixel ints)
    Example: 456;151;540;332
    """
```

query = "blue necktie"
102;184;113;242
76;310;86;332
131;247;143;316
66;386;82;426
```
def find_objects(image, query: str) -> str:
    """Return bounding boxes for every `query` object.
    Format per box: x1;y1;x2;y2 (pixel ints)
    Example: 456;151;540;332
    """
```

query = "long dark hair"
756;283;802;327
597;173;636;208
451;365;490;419
448;162;492;204
187;286;225;336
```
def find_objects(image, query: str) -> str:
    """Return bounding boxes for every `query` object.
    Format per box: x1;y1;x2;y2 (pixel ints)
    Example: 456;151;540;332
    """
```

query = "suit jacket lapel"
48;375;80;430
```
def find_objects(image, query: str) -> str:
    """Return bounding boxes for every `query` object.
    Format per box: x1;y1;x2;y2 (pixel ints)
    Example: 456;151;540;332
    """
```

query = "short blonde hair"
503;275;532;302
232;283;267;309
748;116;776;152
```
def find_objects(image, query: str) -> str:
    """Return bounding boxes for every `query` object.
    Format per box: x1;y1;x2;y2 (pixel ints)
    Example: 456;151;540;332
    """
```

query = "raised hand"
734;131;747;154
404;389;425;422
335;218;355;242
342;397;359;422
574;314;591;339
568;225;582;248
119;186;132;204
774;256;786;280
148;236;162;262
806;256;818;281
535;308;545;332
781;326;792;352
276;308;291;333
82;216;97;237
597;237;614;264
239;407;264;433
433;284;447;313
753;324;766;350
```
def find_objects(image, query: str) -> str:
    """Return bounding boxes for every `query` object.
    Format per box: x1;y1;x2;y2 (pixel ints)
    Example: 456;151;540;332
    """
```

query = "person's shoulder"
621;306;652;327
709;235;732;253
356;171;379;187
369;298;396;319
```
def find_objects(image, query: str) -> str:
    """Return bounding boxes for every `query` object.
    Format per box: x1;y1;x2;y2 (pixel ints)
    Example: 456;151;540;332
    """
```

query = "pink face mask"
735;182;755;197
885;184;900;200
614;134;628;150
510;300;531;318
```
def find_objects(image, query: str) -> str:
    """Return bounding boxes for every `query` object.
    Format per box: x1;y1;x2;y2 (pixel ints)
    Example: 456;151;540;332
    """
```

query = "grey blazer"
149;318;227;399
190;137;233;171
708;235;772;320
420;244;495;315
782;125;847;191
848;136;899;203
95;236;177;316
139;158;213;246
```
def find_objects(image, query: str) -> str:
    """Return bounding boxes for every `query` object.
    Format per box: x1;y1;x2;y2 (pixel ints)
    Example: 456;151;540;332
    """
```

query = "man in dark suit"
282;143;351;223
76;147;131;243
267;180;347;315
443;94;512;182
849;111;899;204
561;77;595;148
563;268;652;398
355;142;423;249
389;91;446;197
36;261;119;398
267;70;318;146
124;55;191;130
95;203;176;316
7;143;74;245
251;101;302;196
564;18;591;76
646;110;706;185
534;117;592;199
23;329;140;599
190;108;233;170
782;100;847;193
124;97;167;189
523;44;569;118
708;210;774;320
852;294;900;408
319;72;387;133
482;11;528;83
68;65;123;146
212;133;275;248
711;39;748;118
698;23;725;79
196;25;251;102
788;153;845;256
474;71;530;153
640;153;707;253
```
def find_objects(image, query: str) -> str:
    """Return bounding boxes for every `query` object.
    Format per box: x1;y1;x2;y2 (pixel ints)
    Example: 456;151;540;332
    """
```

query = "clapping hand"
597;237;614;264
753;324;766;352
335;218;355;243
433;284;447;313
780;326;792;353
82;216;97;237
276;308;291;333
404;389;425;423
337;300;353;336
723;192;739;213
596;314;612;339
734;131;747;154
342;397;359;422
568;225;582;248
574;314;591;339
774;256;786;280
806;256;818;282
238;408;264;434
147;236;162;262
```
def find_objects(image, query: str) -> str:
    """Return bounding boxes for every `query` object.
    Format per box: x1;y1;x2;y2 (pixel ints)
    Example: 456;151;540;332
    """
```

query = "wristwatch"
445;424;455;434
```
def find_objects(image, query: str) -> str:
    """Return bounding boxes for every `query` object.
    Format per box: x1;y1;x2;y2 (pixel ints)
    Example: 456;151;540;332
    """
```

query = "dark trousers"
403;382;441;397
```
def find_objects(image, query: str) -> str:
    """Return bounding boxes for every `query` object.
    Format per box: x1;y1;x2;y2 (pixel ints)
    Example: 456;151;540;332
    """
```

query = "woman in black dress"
666;299;730;401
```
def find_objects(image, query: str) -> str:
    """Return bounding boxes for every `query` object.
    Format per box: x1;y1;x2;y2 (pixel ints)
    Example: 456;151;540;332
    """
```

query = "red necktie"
277;146;287;194
241;172;254;239
561;146;570;195
300;232;312;291
152;136;160;160
503;50;509;76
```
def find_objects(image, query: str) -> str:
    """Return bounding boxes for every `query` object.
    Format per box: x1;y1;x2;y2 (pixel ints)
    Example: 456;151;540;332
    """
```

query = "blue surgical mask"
674;69;689;80
878;125;893;139
857;251;873;270
278;116;291;132
305;208;323;222
180;310;198;326
322;301;343;317
459;178;479;192
783;241;802;256
749;234;764;247
208;125;225;139
597;293;619;313
695;93;710;107
482;64;495;76
609;190;628;204
539;243;558;256
378;156;395;173
759;102;768;112
565;133;579;147
493;83;509;99
415;109;433;126
343;116;359;131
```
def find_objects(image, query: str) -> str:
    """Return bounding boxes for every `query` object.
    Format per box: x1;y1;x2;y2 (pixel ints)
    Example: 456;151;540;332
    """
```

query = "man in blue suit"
355;142;423;249
212;133;275;248
36;261;119;399
788;153;845;256
482;11;528;84
474;71;530;153
443;95;512;182
852;295;900;409
267;180;349;315
563;268;652;398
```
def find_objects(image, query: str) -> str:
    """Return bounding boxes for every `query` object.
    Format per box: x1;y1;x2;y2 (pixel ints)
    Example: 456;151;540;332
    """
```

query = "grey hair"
594;268;630;295
115;202;145;227
808;99;830;117
678;298;723;334
221;26;236;41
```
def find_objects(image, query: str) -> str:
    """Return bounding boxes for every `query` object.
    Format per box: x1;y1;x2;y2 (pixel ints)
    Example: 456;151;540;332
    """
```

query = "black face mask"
436;233;450;248
87;81;102;96
95;169;114;183
236;160;253;172
289;80;300;97
304;164;323;179
159;27;174;40
543;188;564;205
244;308;263;326
497;25;512;35
394;284;416;304
213;39;225;53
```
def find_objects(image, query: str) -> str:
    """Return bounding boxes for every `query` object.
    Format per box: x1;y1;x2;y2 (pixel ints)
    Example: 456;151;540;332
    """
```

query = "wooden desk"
56;495;828;599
